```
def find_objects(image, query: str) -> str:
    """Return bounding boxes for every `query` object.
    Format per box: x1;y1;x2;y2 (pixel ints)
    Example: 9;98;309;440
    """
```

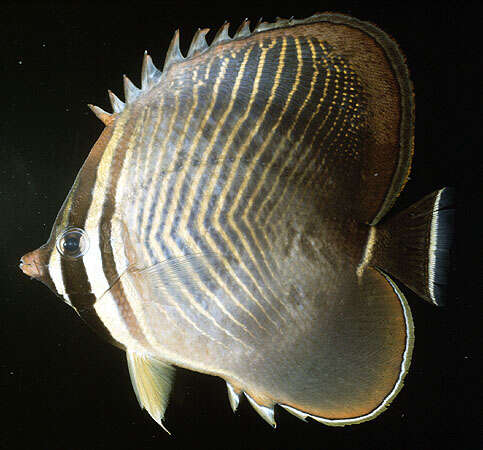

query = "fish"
19;13;455;430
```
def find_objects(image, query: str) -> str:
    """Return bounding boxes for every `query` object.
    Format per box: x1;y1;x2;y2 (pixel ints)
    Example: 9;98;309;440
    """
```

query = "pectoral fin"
126;350;175;433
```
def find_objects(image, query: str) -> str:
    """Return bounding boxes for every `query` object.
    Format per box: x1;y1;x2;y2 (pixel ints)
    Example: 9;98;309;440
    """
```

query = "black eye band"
56;228;89;259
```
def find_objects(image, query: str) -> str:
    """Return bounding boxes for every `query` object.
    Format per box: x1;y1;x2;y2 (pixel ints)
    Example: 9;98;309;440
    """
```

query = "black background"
1;1;480;449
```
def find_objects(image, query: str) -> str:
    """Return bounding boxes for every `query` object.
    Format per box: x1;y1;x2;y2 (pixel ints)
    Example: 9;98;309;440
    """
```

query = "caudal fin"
369;188;455;305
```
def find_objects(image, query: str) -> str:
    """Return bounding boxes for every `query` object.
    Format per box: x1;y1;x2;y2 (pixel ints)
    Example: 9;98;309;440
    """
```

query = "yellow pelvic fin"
126;350;175;433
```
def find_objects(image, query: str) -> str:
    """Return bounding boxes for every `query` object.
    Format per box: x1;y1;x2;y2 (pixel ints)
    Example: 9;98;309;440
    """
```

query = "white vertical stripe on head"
48;249;65;296
81;227;110;298
82;114;130;299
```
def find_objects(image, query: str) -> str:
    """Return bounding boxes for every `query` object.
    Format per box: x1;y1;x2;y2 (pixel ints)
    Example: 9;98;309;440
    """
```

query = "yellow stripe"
197;41;277;326
135;74;254;346
111;109;150;281
147;282;231;351
254;38;319;228
130;107;153;227
156;54;264;337
238;36;304;272
145;93;180;258
151;242;254;349
224;38;297;316
196;41;282;327
138;98;165;239
172;47;269;333
86;111;130;212
264;42;333;227
161;65;203;243
144;63;256;345
220;39;285;308
356;226;376;278
296;56;352;203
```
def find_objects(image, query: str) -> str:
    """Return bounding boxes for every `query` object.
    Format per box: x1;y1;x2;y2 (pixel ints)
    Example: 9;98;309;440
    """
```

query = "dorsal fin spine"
95;14;372;120
234;18;251;38
87;104;113;126
123;75;141;103
141;51;162;90
273;16;292;29
163;30;184;71
254;16;266;32
108;90;125;113
212;21;231;45
187;28;210;57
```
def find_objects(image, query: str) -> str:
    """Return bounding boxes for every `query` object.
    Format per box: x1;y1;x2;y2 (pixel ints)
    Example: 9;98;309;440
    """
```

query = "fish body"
20;13;454;428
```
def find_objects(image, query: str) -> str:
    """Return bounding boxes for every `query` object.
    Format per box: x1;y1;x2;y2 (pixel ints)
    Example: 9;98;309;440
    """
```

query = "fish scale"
20;13;455;430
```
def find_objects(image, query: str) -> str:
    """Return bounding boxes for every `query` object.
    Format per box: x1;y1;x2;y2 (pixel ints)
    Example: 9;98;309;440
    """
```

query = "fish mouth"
20;248;57;293
20;250;44;279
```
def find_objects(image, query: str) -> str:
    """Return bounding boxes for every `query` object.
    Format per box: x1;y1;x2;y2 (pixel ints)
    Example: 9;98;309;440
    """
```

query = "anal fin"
126;350;175;433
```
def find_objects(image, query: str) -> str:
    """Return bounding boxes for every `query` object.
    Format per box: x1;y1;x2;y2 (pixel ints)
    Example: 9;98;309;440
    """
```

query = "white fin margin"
428;188;443;305
280;271;414;426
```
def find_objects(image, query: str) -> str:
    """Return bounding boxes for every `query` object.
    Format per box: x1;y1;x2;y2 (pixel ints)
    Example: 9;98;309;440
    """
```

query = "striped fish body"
20;13;454;428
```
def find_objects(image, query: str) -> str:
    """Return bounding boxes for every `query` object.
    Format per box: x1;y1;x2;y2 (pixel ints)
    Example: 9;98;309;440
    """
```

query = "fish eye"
56;228;89;259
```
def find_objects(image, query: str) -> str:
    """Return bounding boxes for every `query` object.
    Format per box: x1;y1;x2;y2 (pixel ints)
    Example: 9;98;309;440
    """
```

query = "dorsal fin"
90;11;413;216
89;14;350;118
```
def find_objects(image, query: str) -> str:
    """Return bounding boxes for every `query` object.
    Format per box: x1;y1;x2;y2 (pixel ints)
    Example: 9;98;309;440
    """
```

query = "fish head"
20;126;118;307
20;188;94;304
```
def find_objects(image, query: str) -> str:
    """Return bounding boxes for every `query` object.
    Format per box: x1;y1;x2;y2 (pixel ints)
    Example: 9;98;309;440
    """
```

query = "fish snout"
20;247;60;296
20;249;46;280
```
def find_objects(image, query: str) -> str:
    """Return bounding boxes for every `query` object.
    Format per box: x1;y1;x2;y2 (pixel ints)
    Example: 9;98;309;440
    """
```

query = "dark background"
1;1;480;449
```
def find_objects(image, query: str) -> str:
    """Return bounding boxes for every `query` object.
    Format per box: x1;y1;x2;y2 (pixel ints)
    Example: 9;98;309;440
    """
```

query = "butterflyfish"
20;13;455;429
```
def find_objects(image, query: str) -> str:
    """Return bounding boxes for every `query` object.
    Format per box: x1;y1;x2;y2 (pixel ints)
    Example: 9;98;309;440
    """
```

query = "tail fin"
369;188;455;305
